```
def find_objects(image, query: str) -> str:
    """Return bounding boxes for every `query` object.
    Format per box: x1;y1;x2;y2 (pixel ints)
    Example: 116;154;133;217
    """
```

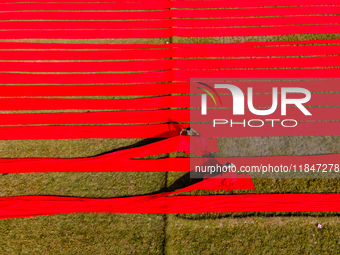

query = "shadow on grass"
93;118;185;157
93;137;167;157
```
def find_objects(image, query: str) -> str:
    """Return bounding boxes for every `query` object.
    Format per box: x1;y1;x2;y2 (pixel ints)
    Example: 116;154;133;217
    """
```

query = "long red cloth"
2;16;340;30
1;173;340;218
0;172;256;218
0;124;188;140
0;107;338;125
2;45;340;60
1;7;339;21
0;142;337;173
1;0;339;6
0;122;339;140
1;70;340;84
0;80;338;97
0;135;336;173
1;40;340;50
1;57;339;72
2;193;340;217
2;26;340;38
0;110;189;125
2;1;340;9
0;84;189;97
0;96;190;110
0;136;217;173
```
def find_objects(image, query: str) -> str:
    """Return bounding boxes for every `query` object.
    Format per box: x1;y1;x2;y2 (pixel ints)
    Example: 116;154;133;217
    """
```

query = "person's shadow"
89;118;186;158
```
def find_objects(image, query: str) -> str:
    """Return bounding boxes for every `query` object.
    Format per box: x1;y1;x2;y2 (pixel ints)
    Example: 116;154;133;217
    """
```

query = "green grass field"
0;31;339;254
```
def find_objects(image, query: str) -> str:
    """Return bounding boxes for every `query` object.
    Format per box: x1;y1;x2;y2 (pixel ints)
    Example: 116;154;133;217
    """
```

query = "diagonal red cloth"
1;172;340;217
0;136;219;173
0;172;255;219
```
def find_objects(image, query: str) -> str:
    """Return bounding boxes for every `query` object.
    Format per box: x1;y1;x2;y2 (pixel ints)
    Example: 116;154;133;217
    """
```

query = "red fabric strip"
192;122;340;138
174;16;340;27
0;69;339;84
172;0;340;8
2;16;340;30
0;2;172;11
0;122;338;140
159;194;340;214
199;94;340;108
1;8;339;20
0;42;177;49
0;60;171;72
0;124;190;140
175;45;340;57
244;39;340;46
2;45;340;60
0;93;336;110
0;139;337;173
0;11;171;20
191;80;340;94
172;69;340;80
0;96;189;110
1;163;339;217
175;57;340;69
2;192;340;217
0;80;337;97
0;0;160;2
1;25;340;38
0;109;190;125
0;84;190;97
2;1;340;11
0;158;188;173
0;72;176;84
0;107;338;125
172;7;340;18
0;20;172;30
0;136;219;173
0;49;173;60
1;57;340;72
1;0;339;6
194;107;340;122
1;40;340;50
0;155;338;173
0;172;258;218
3;193;340;217
0;29;173;39
173;25;340;37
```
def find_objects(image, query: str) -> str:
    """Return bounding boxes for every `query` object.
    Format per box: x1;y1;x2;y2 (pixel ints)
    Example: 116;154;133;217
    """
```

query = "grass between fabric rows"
0;33;339;254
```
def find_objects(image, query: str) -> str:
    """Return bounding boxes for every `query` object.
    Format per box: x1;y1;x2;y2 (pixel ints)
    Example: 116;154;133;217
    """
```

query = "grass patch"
165;215;340;255
0;214;165;255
